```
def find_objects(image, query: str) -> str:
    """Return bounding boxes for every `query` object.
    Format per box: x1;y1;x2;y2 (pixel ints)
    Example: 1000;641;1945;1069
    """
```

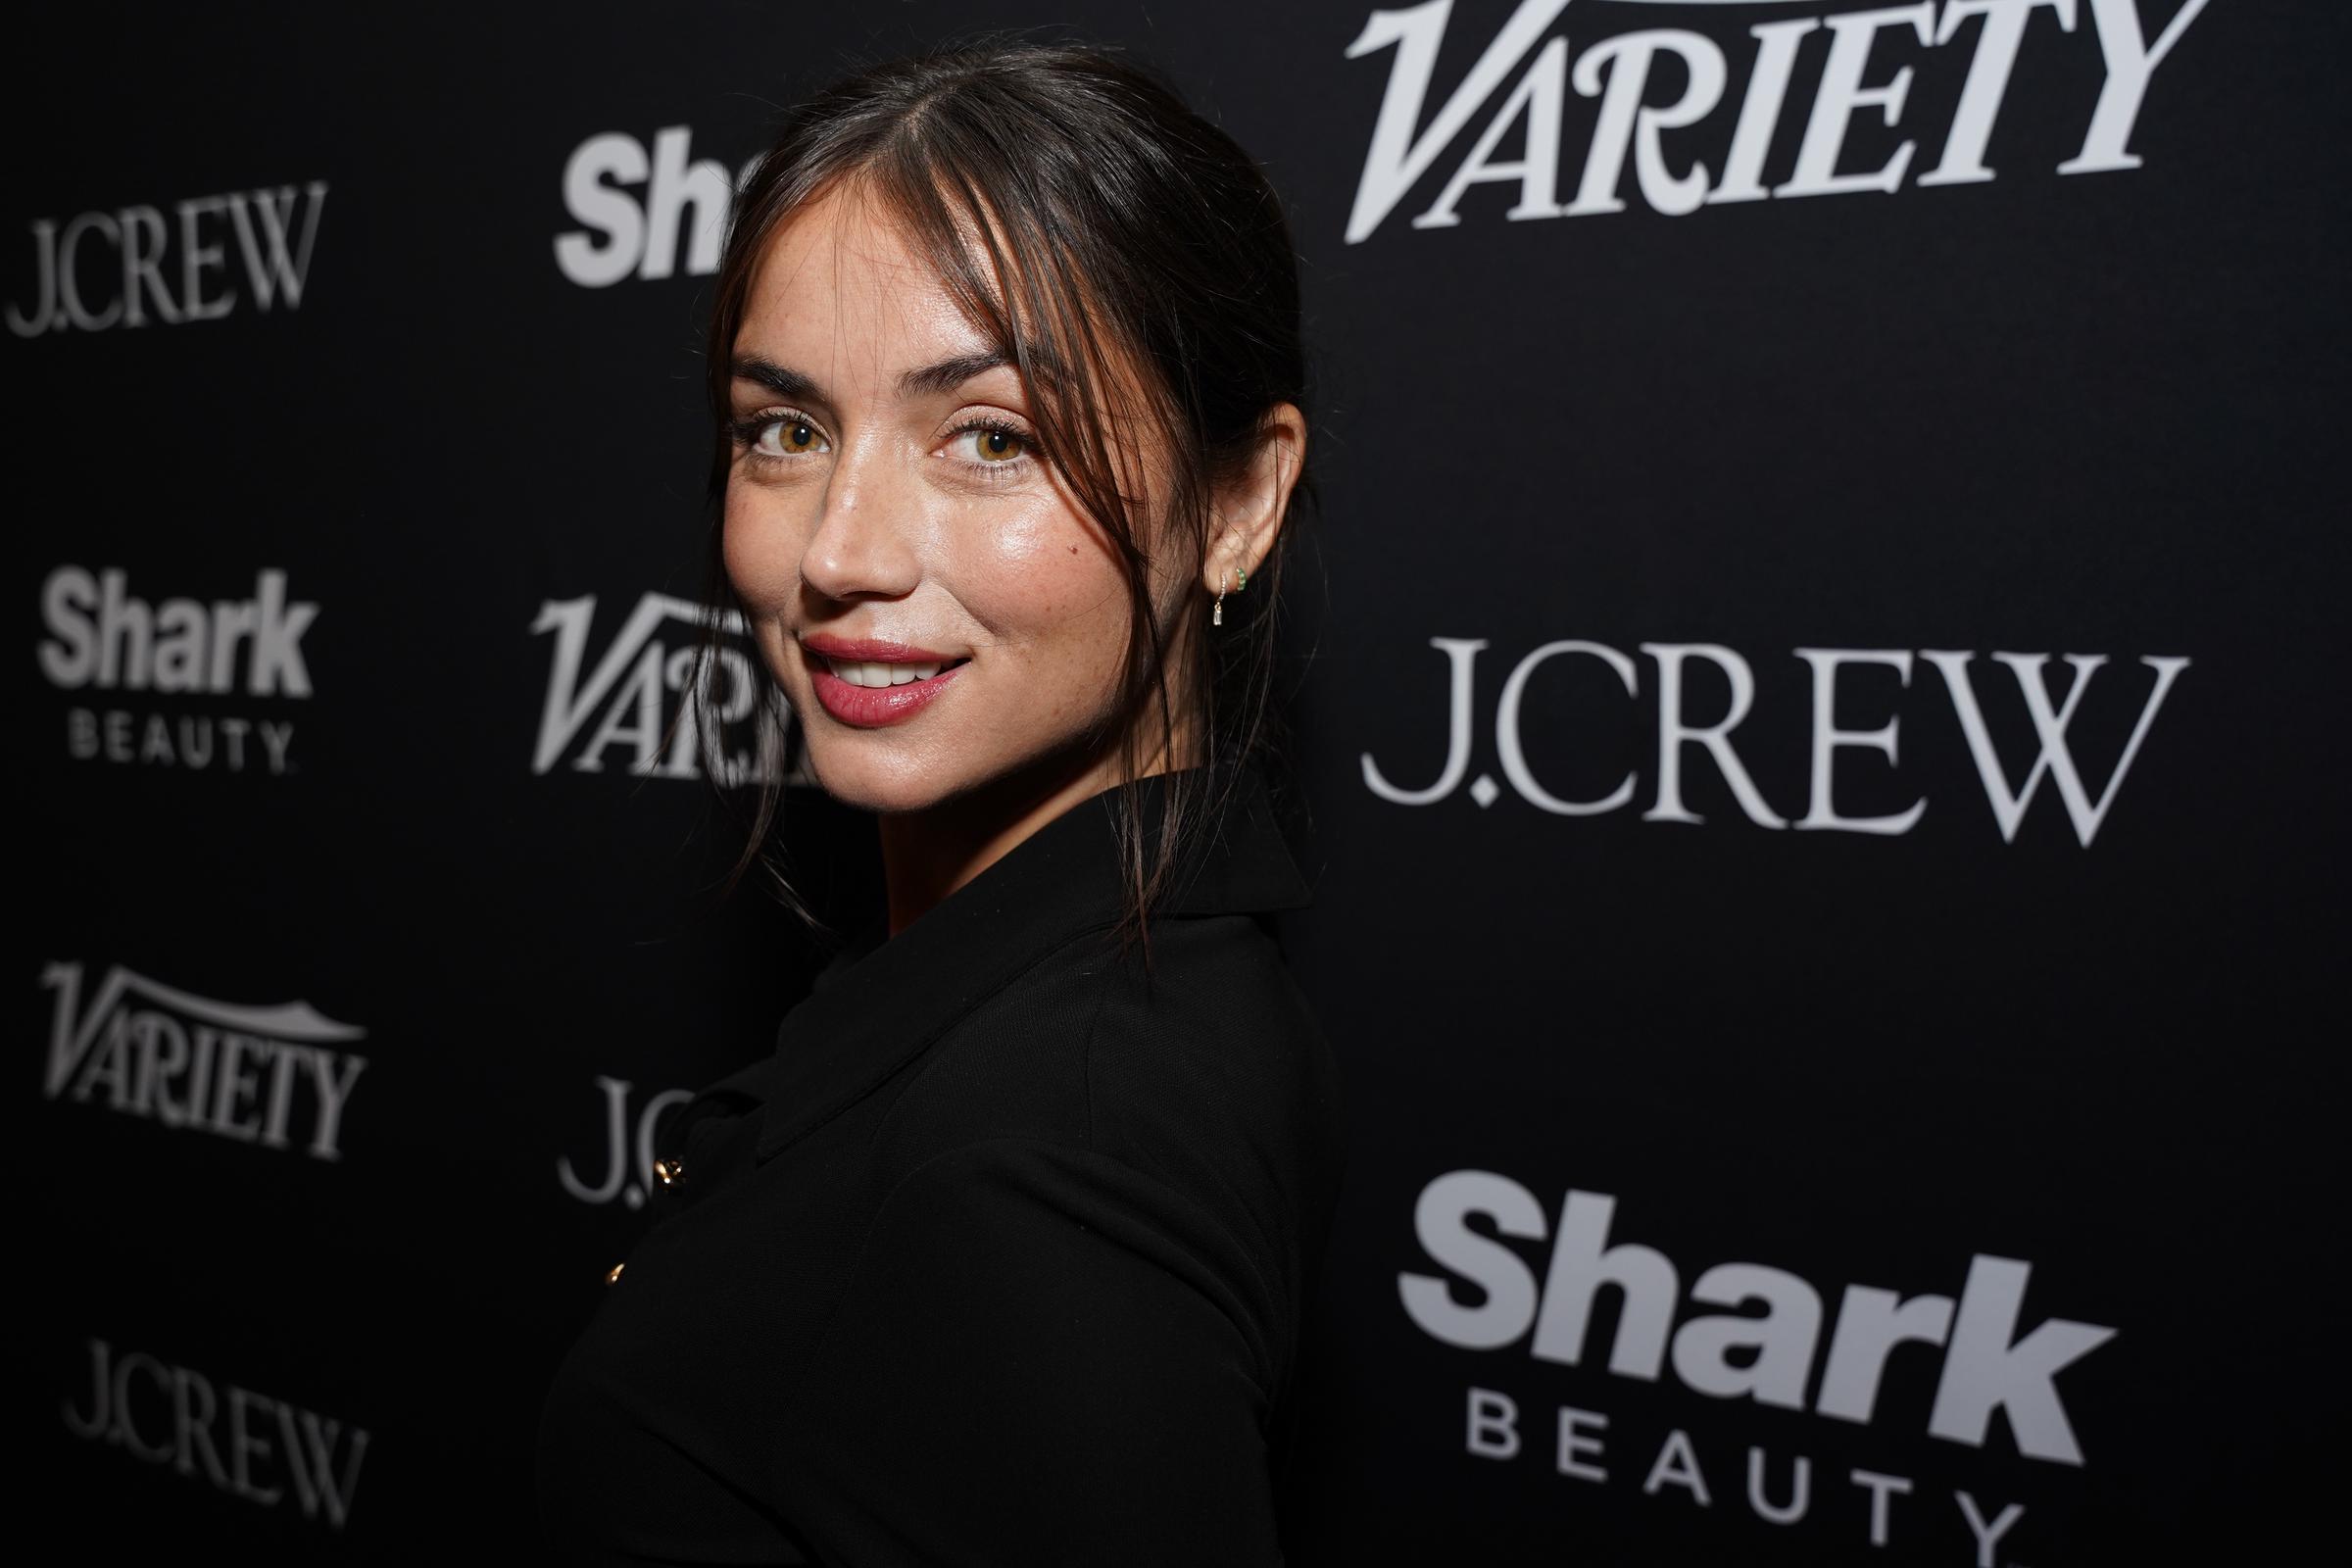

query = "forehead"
735;180;996;366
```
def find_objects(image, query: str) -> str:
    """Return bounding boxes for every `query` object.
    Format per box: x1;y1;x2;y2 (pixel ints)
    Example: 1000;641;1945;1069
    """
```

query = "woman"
535;33;1346;1568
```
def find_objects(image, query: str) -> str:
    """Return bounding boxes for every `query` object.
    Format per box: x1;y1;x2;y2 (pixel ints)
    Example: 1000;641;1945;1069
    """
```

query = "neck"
876;760;1095;938
876;720;1200;938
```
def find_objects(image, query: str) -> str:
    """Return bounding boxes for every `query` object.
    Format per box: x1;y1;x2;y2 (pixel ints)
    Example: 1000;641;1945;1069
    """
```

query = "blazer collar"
752;763;1311;1163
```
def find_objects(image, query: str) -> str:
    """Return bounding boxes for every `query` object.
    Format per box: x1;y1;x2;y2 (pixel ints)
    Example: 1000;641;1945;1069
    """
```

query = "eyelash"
729;408;1041;484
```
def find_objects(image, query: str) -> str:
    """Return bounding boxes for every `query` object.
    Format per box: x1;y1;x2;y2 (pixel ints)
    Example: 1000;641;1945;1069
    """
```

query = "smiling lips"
802;635;969;728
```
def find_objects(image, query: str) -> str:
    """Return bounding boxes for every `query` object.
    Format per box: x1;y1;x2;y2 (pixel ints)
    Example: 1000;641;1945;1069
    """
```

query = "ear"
1203;402;1307;596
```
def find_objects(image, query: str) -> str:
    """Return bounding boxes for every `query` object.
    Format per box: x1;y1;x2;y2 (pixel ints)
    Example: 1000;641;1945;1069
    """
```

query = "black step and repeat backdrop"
17;2;2344;1562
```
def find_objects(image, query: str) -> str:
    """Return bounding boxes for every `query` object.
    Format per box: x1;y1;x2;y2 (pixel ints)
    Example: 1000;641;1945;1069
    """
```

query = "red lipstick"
802;635;961;663
801;635;969;729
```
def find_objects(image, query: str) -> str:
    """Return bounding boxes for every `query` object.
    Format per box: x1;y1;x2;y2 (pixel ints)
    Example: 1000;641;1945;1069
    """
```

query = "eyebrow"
730;350;1015;407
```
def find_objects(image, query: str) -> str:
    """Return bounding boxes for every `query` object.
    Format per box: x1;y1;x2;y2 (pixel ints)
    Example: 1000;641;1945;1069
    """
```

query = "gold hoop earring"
1212;530;1249;627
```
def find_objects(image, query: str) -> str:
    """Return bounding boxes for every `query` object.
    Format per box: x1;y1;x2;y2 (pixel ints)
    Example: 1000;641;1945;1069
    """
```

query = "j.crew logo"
66;1337;369;1530
559;1075;694;1209
1363;637;2188;845
7;180;327;335
1344;0;2208;242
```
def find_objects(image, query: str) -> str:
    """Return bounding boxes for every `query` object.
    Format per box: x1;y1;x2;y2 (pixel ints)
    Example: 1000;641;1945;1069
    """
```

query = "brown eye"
955;425;1030;463
754;416;827;458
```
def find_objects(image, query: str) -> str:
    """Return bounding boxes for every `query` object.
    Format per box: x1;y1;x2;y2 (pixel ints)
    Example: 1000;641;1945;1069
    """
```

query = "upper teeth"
826;658;949;688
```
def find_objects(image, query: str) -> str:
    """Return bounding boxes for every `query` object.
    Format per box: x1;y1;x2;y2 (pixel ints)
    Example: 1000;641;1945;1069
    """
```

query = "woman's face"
723;181;1188;815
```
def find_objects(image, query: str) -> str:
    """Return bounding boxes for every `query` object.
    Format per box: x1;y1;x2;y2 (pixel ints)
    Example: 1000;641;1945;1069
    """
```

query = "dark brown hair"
690;31;1318;969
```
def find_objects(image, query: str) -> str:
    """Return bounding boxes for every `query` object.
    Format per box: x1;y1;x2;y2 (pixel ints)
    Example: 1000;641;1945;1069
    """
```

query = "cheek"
721;485;804;612
957;502;1130;650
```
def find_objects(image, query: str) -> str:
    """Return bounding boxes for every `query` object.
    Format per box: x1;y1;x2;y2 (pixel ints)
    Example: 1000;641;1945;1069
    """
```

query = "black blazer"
536;764;1348;1565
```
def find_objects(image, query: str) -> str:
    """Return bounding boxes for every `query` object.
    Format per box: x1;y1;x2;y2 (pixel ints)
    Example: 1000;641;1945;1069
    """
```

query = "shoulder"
1070;911;1348;1333
878;906;1342;1154
1077;909;1341;1171
859;911;1347;1370
875;906;1345;1234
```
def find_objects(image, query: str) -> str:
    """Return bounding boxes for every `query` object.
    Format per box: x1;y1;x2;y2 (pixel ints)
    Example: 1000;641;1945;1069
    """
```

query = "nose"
800;436;921;604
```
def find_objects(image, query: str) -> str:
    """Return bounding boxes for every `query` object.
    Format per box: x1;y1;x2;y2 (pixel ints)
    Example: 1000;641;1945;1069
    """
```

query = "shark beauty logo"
553;127;761;287
1405;1170;2121;1563
39;565;319;773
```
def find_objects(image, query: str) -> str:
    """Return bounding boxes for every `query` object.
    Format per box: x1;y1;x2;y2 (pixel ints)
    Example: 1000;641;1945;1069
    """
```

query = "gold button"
653;1157;683;1188
606;1261;625;1285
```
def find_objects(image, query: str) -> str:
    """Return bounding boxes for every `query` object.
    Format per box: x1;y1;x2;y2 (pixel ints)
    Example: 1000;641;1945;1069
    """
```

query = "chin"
803;741;967;816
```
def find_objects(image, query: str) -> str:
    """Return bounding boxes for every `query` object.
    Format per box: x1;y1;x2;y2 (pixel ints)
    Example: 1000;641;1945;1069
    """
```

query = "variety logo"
66;1337;368;1530
1362;637;2187;845
558;1074;696;1209
1345;0;2209;242
1405;1171;2118;1560
7;180;328;335
39;564;319;773
532;591;794;784
41;962;369;1162
555;127;759;287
